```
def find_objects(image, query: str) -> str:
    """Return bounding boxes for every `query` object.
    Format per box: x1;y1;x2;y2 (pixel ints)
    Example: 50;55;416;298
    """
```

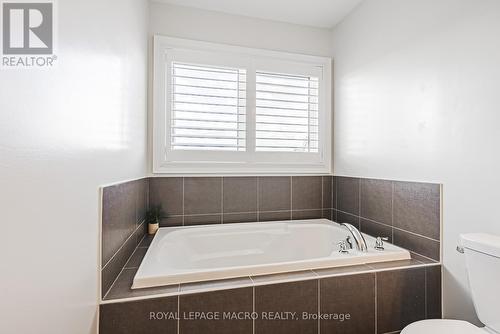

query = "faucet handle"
374;237;389;251
338;240;350;253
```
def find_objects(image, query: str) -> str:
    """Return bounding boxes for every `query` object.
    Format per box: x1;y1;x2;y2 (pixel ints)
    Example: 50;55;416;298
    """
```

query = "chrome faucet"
338;239;350;253
340;223;368;252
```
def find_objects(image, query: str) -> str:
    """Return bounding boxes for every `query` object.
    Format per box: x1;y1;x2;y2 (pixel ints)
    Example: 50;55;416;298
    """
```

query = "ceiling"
152;0;363;29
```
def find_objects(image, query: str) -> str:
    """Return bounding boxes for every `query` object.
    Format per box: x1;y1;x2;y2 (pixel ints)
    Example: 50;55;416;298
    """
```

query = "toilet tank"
461;233;500;332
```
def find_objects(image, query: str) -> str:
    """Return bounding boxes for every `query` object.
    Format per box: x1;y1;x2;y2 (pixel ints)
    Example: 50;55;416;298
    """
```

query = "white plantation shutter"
170;62;247;151
153;36;331;173
255;71;319;152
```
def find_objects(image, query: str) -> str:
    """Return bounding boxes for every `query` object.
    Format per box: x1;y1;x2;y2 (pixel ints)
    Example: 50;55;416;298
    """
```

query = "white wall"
149;2;332;57
331;0;500;324
0;0;148;333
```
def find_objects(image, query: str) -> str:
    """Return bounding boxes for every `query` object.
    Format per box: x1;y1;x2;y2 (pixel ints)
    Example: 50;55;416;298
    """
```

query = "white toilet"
402;233;500;334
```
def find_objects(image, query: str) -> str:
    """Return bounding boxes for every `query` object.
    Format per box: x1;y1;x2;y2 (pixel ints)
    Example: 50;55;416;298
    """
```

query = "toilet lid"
402;320;484;334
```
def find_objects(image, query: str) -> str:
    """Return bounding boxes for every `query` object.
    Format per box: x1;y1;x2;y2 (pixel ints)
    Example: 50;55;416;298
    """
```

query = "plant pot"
148;222;159;235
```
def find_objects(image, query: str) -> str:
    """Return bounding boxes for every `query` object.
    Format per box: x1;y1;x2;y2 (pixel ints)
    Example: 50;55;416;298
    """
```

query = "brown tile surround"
100;175;442;333
101;175;442;298
100;260;442;334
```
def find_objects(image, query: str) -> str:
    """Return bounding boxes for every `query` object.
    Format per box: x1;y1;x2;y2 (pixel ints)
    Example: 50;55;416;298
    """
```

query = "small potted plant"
145;205;165;235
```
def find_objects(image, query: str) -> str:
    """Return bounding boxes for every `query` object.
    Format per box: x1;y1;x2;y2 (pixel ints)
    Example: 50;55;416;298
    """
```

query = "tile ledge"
100;261;441;305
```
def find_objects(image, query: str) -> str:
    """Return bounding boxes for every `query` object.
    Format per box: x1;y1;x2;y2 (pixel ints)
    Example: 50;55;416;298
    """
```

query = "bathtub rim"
132;219;411;289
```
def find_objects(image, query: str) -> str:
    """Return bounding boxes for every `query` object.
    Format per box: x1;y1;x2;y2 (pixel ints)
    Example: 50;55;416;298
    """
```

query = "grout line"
331;176;334;210
332;174;442;186
136;233;146;249
334;176;337;210
360;216;393;232
392;226;440;242
146;178;150;213
331;176;334;220
317;278;321;334
358;178;362;217
220;177;224;223
391;181;394;243
252;281;256;334
321;176;324;211
181;177;185;226
425;267;428;318
335;209;359;218
256;177;260;222
102;221;145;271
177;294;180;334
374;273;377;334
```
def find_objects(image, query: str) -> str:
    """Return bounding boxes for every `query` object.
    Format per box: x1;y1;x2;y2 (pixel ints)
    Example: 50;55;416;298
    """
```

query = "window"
153;36;331;174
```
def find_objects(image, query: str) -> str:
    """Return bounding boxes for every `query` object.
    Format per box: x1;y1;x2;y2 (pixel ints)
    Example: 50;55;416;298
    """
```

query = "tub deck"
102;231;438;302
132;219;410;289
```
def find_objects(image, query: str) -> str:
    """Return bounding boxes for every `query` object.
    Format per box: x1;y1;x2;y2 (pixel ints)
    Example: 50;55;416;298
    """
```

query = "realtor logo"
2;1;56;67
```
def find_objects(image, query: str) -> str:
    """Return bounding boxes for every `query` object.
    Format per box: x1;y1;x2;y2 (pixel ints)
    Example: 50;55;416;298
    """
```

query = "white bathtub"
132;219;410;289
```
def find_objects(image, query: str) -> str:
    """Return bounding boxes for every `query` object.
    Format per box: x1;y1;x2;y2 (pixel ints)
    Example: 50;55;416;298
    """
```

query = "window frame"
153;35;332;174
